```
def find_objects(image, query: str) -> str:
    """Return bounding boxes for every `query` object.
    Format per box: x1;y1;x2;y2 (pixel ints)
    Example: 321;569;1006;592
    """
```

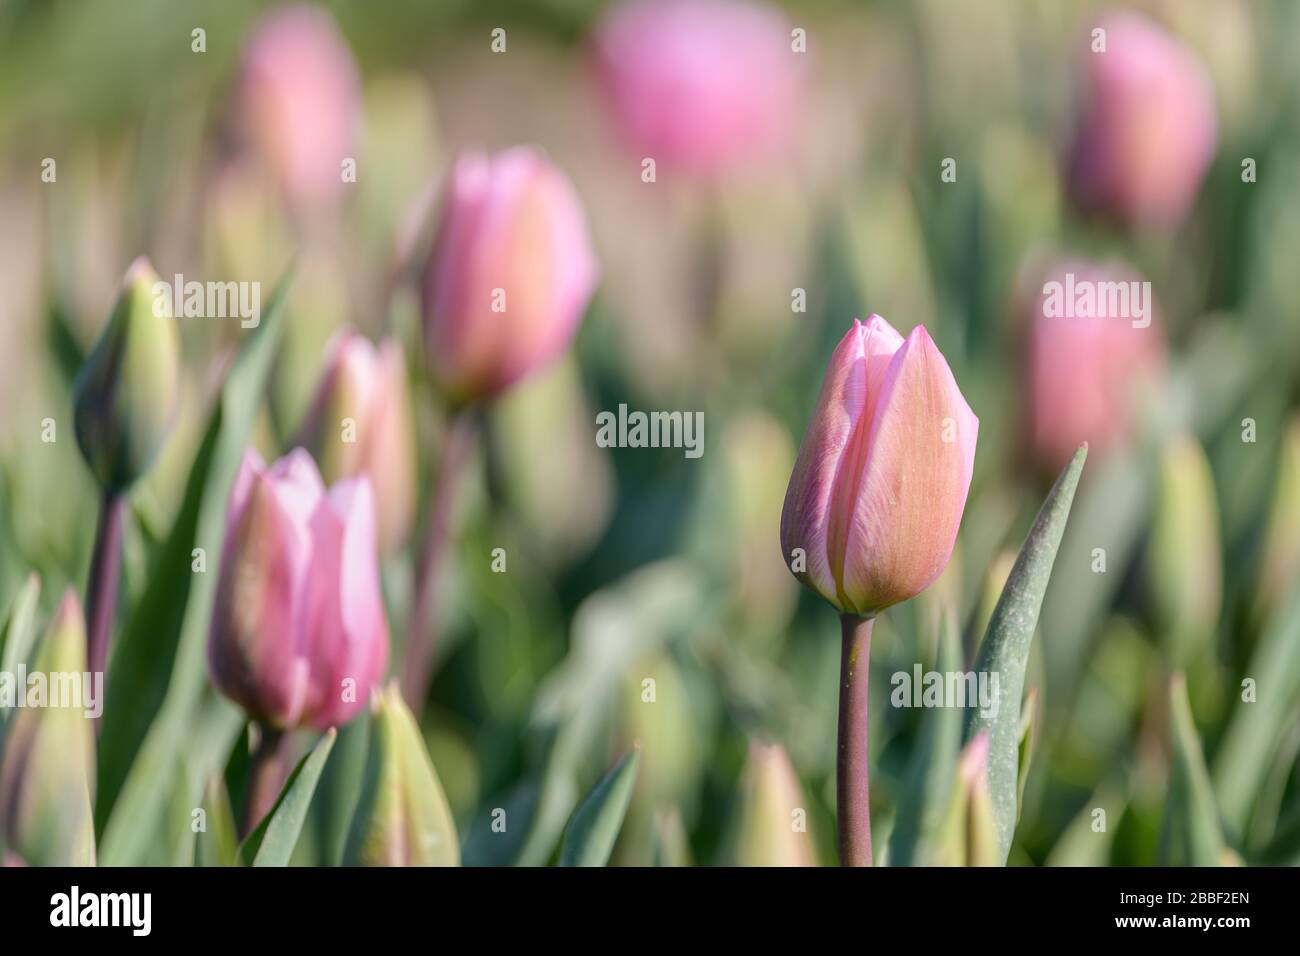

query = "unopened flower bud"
344;683;459;866
0;590;96;866
421;147;597;403
299;330;417;554
72;257;181;493
780;316;978;616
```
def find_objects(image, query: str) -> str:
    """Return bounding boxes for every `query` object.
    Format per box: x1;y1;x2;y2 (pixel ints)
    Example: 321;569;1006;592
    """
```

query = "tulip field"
0;0;1298;884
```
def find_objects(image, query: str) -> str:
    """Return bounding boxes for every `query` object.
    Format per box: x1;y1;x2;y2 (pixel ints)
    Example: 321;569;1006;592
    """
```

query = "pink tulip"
1068;12;1217;229
421;147;598;403
208;448;389;730
591;0;805;179
780;317;978;617
239;5;360;209
298;330;416;556
1023;259;1165;473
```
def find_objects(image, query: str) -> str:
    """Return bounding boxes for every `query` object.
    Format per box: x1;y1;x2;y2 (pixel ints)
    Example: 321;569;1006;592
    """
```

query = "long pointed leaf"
1212;581;1300;838
965;443;1087;864
97;269;293;864
1161;674;1225;866
558;750;640;867
241;729;337;867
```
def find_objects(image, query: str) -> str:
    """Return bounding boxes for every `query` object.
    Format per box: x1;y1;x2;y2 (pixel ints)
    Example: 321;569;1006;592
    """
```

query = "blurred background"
1;0;1299;866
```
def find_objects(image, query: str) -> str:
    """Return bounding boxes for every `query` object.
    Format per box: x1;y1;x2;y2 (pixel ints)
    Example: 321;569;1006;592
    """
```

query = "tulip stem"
837;613;875;867
242;724;288;837
401;408;477;710
85;491;125;708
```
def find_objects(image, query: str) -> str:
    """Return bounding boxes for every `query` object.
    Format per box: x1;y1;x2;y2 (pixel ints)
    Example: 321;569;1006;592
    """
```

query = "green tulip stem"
84;490;125;711
242;724;288;837
837;613;875;867
401;407;477;710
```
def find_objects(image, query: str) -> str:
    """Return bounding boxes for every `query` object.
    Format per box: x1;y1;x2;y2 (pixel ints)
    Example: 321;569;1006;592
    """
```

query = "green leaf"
1161;674;1225;866
241;729;337;867
0;574;41;722
96;269;293;864
558;750;640;867
1015;689;1038;824
196;776;240;867
889;610;962;866
311;709;371;866
965;443;1087;864
515;562;704;866
1212;582;1300;839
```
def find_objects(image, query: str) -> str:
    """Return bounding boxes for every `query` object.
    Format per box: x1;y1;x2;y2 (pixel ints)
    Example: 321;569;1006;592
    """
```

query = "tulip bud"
591;0;805;179
1149;434;1222;663
780;316;978;617
933;732;998;867
208;448;389;731
0;591;96;866
238;5;360;210
1021;258;1164;473
298;330;417;555
735;741;816;866
1068;12;1217;229
1254;417;1300;624
72;257;180;493
420;147;598;403
344;683;459;866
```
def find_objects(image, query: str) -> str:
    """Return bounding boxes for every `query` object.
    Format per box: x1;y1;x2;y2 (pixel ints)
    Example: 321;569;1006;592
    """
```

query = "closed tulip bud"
735;741;816;867
208;448;389;731
344;683;459;866
1150;434;1222;663
420;147;598;403
780;316;978;617
1068;12;1217;230
239;5;360;210
298;330;416;555
591;0;805;179
0;591;96;866
1022;258;1165;473
72;257;180;493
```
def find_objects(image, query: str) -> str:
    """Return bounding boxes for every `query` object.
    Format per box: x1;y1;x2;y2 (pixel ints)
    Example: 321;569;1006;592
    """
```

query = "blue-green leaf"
965;443;1087;864
241;729;337;867
558;750;640;867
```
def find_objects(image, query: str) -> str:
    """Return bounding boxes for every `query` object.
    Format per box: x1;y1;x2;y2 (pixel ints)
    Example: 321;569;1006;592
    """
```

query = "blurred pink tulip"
780;317;978;617
591;0;805;179
1068;12;1217;229
208;448;389;731
1023;259;1165;473
239;5;360;209
298;330;416;555
421;147;598;403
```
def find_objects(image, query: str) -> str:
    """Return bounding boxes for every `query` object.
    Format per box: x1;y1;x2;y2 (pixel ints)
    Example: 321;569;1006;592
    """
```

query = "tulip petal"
301;476;389;729
838;326;978;615
209;465;314;728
